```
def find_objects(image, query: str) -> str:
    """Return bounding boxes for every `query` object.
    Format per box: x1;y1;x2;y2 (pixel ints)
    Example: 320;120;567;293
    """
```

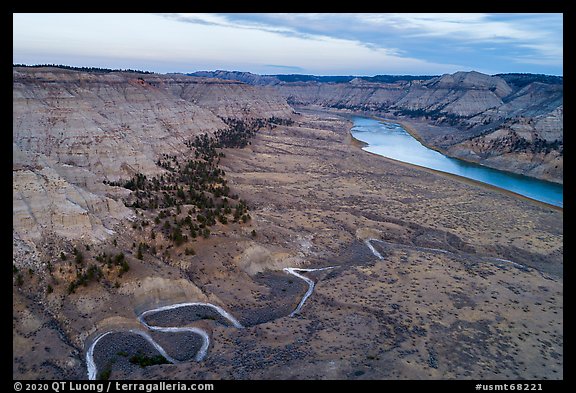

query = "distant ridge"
187;70;439;85
494;73;563;89
15;65;562;87
13;63;155;74
187;70;562;87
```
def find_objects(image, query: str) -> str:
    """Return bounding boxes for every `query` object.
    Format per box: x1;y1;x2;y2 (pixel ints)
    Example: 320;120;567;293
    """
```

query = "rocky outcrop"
446;105;563;182
13;143;134;257
159;75;294;119
188;70;281;86
273;79;406;110
13;68;294;179
13;68;228;181
13;160;132;244
12;67;295;254
393;71;511;117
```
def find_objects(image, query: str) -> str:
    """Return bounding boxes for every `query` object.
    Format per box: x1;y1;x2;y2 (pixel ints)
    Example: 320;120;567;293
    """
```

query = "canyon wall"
12;67;294;251
194;70;563;184
12;66;562;255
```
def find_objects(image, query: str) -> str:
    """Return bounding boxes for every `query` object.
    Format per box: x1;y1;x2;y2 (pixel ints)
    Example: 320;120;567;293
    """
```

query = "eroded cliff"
13;67;294;253
195;70;563;183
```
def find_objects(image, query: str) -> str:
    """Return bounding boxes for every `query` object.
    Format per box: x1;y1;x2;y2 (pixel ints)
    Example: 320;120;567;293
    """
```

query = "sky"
13;13;563;76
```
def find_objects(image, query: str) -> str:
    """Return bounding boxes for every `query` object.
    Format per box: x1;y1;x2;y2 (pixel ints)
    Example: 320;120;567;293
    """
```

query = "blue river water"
350;116;563;208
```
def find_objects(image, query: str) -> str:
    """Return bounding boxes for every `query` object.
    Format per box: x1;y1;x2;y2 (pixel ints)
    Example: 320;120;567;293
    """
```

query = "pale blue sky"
13;13;563;76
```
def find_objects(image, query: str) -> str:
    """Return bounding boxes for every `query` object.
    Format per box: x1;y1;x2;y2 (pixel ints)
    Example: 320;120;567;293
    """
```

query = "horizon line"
13;63;564;78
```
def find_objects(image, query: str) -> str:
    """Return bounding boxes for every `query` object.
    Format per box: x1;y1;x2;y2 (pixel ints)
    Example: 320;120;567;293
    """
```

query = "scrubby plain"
13;68;562;380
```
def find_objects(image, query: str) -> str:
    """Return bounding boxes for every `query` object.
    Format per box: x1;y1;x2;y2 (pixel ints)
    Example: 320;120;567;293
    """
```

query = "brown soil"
13;110;562;380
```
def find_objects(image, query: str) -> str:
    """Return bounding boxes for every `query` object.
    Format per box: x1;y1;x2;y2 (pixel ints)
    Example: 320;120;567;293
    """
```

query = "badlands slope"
13;67;562;380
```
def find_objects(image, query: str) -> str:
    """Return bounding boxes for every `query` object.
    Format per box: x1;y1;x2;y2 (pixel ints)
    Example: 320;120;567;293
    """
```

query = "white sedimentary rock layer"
12;67;295;260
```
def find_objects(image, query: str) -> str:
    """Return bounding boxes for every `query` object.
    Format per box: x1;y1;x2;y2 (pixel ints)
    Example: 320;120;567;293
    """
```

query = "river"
350;116;563;208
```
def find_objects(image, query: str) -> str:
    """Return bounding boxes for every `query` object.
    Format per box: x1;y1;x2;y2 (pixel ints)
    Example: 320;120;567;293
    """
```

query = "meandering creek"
86;267;336;379
86;238;530;379
282;267;336;316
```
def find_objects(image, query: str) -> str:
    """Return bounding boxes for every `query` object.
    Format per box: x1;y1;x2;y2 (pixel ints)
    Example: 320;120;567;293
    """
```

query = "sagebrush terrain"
13;67;562;380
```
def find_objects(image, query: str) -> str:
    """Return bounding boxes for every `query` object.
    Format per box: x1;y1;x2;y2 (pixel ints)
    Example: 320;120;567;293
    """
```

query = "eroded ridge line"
283;266;336;317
